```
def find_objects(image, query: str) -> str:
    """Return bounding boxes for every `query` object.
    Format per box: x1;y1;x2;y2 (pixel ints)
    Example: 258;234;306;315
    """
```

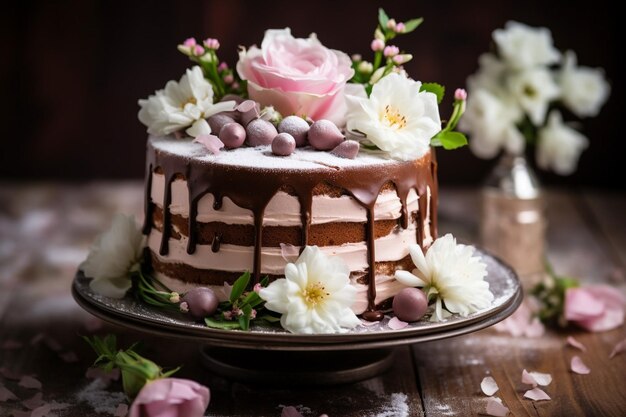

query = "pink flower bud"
370;39;385;52
203;38;220;50
183;38;196;47
223;311;233;320
217;62;228;72
253;283;263;293
223;73;234;84
250;309;257;319
383;45;399;58
392;54;412;65
386;18;397;30
231;82;240;90
395;22;406;33
179;301;189;313
351;53;362;62
454;88;468;101
192;45;204;56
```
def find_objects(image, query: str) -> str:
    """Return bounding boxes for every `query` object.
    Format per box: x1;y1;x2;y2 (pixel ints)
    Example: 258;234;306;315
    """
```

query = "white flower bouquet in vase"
460;21;610;282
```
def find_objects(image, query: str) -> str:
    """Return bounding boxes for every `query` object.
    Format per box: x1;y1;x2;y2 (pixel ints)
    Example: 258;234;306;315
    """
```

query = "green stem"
373;51;382;72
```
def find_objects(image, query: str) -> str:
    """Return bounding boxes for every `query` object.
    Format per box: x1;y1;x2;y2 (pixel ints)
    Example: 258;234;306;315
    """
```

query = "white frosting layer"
148;223;417;275
151;173;419;226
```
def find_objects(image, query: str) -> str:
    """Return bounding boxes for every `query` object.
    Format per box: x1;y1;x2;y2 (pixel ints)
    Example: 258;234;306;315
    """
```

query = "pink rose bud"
454;88;468;101
386;18;397;30
392;54;412;65
370;39;385;52
203;38;220;50
308;120;344;151
217;62;228;72
272;133;296;156
223;74;234;84
231;81;240;90
395;22;406;33
383;45;399;57
351;53;362;62
183;38;197;47
128;378;210;417
253;283;263;293
192;45;204;56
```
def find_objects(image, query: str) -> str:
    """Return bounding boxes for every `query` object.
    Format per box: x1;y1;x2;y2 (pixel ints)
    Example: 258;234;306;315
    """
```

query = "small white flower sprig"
395;234;494;322
460;21;611;175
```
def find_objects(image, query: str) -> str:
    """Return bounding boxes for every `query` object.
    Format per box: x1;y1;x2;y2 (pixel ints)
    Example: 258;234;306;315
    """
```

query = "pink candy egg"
278;116;310;147
246;119;278;146
392;287;428;322
330;140;360;159
208;114;236;134
308;119;344;150
219;122;246;149
182;287;219;320
272;133;296;156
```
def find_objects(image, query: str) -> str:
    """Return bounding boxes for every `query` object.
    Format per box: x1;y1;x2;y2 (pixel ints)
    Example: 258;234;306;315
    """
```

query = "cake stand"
72;249;522;385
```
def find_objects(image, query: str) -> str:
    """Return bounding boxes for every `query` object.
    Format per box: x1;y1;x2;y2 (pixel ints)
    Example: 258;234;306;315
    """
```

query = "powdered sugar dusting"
150;136;400;170
371;392;409;417
75;379;126;415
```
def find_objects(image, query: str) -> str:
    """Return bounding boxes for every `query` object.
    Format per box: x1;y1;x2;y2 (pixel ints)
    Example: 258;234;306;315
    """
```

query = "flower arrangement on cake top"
137;8;468;161
460;21;611;175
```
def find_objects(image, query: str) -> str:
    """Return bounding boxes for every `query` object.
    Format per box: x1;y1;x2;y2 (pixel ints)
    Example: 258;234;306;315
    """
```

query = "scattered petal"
359;319;378;327
571;356;590;374
480;376;499;396
23;392;44;409
83;316;104;332
114;403;129;417
0;367;22;381
279;243;300;263
44;337;63;352
521;369;552;387
566;336;587;352
0;385;19;402
524;317;545;338
1;340;22;349
31;404;52;417
29;333;45;346
609;338;626;359
18;376;42;390
485;397;510;416
281;406;305;417
524;388;551;401
388;316;409;330
59;351;79;363
194;134;224;155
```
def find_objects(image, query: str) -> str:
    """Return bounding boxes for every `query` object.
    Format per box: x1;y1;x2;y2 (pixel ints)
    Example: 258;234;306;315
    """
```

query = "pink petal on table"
359;319;379;327
1;340;23;349
521;369;552;387
281;406;305;417
114;403;129;417
31;404;53;417
0;385;19;402
564;288;605;321
30;333;45;346
571;356;590;374
480;376;499;396
279;243;300;263
388;316;408;330
23;392;44;409
44;337;63;352
524;317;545;338
18;376;42;390
524;388;551;401
194;134;224;155
609;338;626;359
485;397;509;416
59;351;79;363
0;367;22;380
566;336;587;352
577;306;624;332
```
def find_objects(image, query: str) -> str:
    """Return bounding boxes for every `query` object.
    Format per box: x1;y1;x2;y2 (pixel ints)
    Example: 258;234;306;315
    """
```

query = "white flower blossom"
559;51;611;118
536;111;588;175
395;234;493;322
493;21;561;70
345;73;441;161
80;214;145;298
467;53;508;95
259;246;361;334
507;68;560;125
459;90;525;158
138;66;235;137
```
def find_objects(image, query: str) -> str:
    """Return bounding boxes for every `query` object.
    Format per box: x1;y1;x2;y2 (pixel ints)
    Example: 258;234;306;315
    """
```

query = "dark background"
1;0;621;188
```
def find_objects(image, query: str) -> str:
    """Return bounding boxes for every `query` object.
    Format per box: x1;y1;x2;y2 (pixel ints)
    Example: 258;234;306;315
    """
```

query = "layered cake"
144;137;437;317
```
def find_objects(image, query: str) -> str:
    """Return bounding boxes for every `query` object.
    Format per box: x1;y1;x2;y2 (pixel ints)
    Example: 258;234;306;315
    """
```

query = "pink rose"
236;28;354;126
565;285;625;332
129;378;210;417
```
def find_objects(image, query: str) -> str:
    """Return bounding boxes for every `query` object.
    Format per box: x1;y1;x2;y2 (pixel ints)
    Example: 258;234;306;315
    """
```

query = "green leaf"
258;314;281;323
229;271;250;304
420;83;445;104
432;131;468;150
378;8;389;30
260;276;270;287
402;17;424;33
239;304;253;331
204;317;242;330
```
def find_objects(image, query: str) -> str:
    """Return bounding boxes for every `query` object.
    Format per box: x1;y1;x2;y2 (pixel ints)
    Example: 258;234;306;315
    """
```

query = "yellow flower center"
302;282;329;307
181;97;197;109
382;105;407;129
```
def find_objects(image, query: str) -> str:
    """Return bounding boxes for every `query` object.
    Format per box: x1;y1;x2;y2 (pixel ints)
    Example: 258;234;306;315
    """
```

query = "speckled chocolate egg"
330;140;360;159
272;133;296;156
208;113;236;134
308;120;344;150
392;287;427;322
246;119;278;146
219;122;246;149
278;116;310;147
182;287;219;320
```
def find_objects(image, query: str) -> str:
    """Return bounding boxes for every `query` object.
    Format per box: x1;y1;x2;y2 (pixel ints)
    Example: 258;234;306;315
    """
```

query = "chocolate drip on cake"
143;137;438;320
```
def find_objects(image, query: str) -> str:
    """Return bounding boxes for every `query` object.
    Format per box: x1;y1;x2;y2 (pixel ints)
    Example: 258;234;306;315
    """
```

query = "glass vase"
480;153;546;288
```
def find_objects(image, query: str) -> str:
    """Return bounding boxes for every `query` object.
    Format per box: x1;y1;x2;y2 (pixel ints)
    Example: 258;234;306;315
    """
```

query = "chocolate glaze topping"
143;137;438;319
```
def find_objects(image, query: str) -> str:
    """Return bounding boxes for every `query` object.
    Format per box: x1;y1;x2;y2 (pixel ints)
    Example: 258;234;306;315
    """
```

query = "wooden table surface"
1;183;625;417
